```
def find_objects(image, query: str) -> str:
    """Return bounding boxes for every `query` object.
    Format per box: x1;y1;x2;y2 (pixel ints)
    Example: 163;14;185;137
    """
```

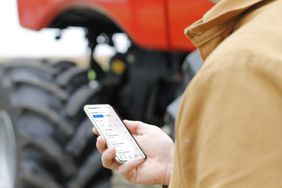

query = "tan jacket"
170;0;282;187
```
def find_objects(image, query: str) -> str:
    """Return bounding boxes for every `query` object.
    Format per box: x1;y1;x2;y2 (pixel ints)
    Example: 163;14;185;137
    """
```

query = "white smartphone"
84;104;146;163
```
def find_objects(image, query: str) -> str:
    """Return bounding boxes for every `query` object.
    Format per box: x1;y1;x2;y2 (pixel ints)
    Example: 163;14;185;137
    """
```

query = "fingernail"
109;147;116;153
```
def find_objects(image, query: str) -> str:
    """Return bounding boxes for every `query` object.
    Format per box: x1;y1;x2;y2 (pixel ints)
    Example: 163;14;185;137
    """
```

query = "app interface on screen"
87;105;144;161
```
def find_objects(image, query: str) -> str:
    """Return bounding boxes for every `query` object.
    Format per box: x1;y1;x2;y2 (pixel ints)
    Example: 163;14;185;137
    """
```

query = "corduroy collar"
185;0;266;60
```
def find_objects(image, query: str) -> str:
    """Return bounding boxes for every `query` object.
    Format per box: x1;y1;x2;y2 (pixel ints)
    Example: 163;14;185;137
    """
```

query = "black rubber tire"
0;60;111;188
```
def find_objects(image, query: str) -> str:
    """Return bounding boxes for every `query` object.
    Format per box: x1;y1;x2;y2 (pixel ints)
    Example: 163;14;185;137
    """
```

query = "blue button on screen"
93;114;104;118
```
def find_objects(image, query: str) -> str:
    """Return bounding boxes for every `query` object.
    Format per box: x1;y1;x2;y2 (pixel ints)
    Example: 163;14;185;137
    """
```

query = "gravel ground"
111;171;161;188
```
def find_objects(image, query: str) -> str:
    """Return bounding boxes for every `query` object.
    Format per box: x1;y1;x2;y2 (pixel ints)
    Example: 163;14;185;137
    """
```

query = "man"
94;0;282;187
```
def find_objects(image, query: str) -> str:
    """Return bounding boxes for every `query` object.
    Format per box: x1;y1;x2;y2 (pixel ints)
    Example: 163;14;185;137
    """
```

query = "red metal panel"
17;0;213;51
17;0;133;32
166;0;214;51
17;0;168;50
129;0;168;50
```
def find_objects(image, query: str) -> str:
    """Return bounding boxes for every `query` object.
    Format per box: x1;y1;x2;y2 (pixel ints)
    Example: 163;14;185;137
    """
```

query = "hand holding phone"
84;104;146;163
94;119;175;185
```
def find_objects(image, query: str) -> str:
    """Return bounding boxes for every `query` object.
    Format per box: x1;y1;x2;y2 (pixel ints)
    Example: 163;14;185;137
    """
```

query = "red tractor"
0;1;213;188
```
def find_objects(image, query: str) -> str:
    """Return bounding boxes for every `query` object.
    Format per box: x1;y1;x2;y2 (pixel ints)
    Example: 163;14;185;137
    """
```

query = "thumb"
124;120;151;135
123;120;139;134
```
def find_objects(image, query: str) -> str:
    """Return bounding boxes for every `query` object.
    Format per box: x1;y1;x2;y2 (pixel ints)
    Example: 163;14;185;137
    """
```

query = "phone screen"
84;104;146;163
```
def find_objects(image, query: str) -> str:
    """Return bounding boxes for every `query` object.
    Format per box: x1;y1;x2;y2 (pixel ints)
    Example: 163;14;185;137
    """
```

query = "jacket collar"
185;0;266;60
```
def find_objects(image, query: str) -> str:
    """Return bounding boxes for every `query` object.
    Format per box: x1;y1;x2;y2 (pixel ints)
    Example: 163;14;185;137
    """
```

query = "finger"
101;148;119;170
92;127;99;135
123;120;139;134
118;156;145;176
124;120;150;135
96;136;107;153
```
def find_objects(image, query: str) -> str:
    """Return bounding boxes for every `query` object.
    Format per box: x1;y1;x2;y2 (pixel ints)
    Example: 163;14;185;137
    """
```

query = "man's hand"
93;120;174;185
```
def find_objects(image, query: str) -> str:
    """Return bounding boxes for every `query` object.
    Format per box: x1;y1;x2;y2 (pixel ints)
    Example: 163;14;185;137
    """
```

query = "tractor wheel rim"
0;110;16;188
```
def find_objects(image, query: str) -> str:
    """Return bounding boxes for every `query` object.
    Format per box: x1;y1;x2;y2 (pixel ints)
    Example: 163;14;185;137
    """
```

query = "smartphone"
84;104;146;163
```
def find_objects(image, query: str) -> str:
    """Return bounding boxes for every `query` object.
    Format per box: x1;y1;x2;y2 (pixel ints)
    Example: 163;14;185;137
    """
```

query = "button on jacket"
170;0;282;187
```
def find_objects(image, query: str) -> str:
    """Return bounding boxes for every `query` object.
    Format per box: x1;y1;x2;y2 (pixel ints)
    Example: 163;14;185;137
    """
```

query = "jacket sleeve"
173;55;282;188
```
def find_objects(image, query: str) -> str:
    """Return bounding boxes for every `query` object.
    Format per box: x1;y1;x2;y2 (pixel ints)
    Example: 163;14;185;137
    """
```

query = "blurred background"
0;1;88;60
0;0;131;66
0;0;212;188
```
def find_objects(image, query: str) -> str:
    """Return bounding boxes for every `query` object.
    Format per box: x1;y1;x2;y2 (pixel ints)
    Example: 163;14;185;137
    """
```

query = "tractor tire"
0;59;111;188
